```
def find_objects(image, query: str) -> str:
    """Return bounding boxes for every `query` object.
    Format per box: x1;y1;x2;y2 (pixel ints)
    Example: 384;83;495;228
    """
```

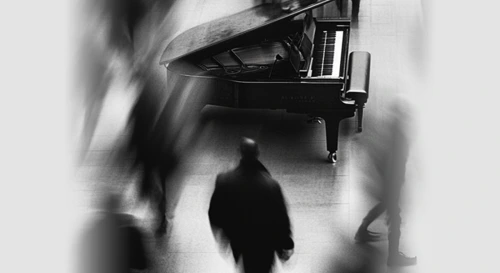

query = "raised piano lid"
159;0;334;65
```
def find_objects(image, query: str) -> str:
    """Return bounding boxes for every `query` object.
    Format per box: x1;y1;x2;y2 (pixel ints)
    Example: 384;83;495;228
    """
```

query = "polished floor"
73;0;425;272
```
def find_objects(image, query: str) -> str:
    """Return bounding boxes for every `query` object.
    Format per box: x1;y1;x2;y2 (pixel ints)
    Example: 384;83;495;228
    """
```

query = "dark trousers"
352;0;360;18
362;197;402;255
243;252;275;273
139;158;176;225
232;244;275;273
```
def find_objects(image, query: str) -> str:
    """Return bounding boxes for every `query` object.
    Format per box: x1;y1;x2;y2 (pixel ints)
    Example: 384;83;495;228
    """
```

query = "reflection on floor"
73;0;425;272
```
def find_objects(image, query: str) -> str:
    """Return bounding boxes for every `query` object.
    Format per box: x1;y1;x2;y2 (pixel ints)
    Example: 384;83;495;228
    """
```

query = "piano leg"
357;104;364;133
321;111;354;163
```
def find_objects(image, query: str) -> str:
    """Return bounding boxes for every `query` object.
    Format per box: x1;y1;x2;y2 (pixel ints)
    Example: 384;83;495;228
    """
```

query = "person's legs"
242;250;275;273
386;195;416;266
155;158;180;236
360;202;385;230
355;202;385;242
387;203;401;256
155;167;168;236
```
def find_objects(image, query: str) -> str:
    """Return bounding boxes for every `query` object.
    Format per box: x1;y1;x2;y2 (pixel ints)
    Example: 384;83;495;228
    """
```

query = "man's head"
239;137;259;160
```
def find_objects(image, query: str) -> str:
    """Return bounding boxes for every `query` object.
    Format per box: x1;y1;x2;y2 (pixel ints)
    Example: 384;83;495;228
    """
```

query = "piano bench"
346;51;371;105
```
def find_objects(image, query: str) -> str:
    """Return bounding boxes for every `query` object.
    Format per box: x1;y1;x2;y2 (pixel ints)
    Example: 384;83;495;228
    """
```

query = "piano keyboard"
310;30;344;78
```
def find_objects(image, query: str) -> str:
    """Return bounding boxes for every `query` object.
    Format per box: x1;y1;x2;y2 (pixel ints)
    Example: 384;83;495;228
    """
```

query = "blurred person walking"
209;138;294;273
353;98;417;267
80;192;149;273
124;0;206;237
76;0;148;158
126;71;183;237
127;68;210;237
334;0;360;19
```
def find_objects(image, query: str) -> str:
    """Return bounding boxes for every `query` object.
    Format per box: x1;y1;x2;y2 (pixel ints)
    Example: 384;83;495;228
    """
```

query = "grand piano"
159;0;370;163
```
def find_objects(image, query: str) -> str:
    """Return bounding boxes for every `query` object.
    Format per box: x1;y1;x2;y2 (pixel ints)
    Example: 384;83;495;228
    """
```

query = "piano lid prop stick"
268;54;283;79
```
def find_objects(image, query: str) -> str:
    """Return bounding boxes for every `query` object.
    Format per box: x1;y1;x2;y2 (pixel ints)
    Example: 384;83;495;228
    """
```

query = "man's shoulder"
266;176;282;190
216;169;233;179
215;169;237;185
215;163;280;186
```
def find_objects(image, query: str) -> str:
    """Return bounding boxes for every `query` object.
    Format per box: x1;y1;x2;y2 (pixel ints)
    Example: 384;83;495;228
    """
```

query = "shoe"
355;229;382;243
387;252;417;267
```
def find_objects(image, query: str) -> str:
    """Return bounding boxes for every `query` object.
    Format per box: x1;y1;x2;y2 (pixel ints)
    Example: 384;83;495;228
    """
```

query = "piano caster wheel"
307;117;323;124
327;152;337;163
357;127;362;133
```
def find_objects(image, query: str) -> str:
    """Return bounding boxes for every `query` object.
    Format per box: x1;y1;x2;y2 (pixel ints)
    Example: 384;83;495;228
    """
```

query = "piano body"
159;0;370;163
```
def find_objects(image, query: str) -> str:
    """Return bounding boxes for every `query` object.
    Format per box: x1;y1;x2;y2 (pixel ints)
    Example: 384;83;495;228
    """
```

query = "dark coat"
208;159;294;260
81;213;148;273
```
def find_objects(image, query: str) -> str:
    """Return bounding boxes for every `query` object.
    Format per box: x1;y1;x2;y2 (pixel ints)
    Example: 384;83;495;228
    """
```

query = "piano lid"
159;0;334;65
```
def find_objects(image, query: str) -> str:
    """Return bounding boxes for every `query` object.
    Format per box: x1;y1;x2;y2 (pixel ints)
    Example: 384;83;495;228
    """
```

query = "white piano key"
320;31;328;76
331;31;343;78
307;57;314;77
309;30;343;78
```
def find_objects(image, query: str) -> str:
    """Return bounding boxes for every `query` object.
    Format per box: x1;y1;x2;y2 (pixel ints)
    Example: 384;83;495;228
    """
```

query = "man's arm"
273;183;294;260
208;175;233;254
208;175;226;230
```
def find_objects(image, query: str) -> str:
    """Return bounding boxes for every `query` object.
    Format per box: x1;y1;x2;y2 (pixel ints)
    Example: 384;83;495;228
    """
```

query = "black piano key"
315;49;335;54
310;29;340;76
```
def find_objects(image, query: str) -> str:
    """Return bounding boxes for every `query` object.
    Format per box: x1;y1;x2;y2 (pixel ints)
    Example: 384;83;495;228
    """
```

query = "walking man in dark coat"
209;138;294;273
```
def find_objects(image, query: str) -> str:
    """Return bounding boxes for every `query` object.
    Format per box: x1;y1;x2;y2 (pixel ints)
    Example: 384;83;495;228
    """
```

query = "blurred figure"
209;138;294;273
80;192;148;273
334;0;360;19
354;97;417;267
126;69;185;237
105;0;148;56
352;0;360;20
125;0;203;237
76;0;112;158
76;0;148;158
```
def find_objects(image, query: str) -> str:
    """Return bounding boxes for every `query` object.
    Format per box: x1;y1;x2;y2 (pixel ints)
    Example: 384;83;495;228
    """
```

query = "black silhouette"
209;138;294;273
